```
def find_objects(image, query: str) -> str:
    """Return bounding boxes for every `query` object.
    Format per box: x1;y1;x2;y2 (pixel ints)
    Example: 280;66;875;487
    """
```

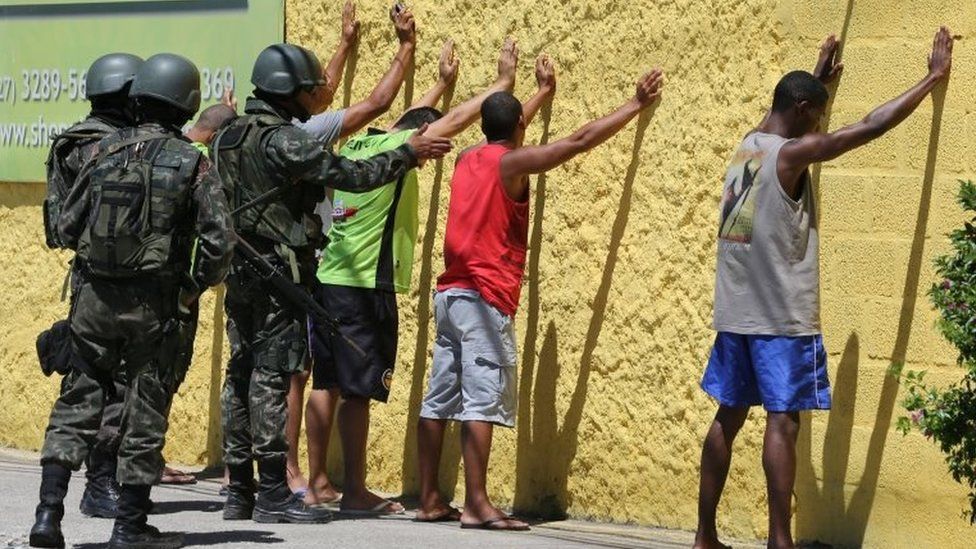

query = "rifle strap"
59;259;72;302
275;244;301;284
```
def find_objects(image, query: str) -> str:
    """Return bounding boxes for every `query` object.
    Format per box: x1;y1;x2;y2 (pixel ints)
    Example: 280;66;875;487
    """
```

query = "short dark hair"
394;107;443;130
193;103;237;132
771;71;828;113
480;91;522;141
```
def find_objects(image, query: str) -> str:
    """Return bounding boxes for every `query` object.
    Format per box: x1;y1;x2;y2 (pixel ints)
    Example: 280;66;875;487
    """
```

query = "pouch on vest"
76;137;174;278
36;319;72;377
213;115;308;248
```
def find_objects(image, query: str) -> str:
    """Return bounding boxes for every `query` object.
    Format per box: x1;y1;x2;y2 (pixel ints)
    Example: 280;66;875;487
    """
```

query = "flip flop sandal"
413;507;462;523
339;500;406;517
460;516;530;531
306;493;343;509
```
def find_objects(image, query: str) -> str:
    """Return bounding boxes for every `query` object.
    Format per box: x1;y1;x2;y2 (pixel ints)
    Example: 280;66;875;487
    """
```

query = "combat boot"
80;452;119;518
252;456;332;524
223;462;255;520
29;462;71;548
107;484;182;549
29;507;64;549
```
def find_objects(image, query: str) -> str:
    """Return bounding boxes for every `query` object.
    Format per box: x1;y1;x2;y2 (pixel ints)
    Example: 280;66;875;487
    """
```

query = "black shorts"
309;283;398;402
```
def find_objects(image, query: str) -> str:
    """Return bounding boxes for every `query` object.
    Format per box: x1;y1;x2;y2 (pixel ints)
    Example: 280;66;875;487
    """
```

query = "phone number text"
0;67;235;105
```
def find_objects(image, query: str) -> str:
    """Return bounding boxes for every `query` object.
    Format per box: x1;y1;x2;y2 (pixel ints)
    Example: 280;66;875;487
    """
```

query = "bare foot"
286;465;308;494
415;503;461;522
304;483;342;505
693;532;732;549
340;489;404;514
460;505;529;530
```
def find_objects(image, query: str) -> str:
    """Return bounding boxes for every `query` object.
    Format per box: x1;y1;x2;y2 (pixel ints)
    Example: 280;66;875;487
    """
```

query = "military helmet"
251;43;325;96
129;53;201;115
85;53;143;99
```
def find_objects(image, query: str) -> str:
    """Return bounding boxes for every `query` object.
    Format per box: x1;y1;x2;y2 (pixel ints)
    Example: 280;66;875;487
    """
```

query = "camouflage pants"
41;276;181;486
59;261;127;482
59;373;127;484
221;265;306;467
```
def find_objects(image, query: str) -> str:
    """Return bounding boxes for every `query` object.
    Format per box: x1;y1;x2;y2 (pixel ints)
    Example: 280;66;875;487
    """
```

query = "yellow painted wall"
1;0;974;546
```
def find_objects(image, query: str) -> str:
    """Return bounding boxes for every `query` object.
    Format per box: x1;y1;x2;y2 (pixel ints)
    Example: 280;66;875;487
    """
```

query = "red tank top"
436;143;529;317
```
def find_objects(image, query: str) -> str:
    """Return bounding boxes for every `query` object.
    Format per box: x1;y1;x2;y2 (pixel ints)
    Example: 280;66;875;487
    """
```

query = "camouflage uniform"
43;114;128;500
215;98;418;470
44;123;234;486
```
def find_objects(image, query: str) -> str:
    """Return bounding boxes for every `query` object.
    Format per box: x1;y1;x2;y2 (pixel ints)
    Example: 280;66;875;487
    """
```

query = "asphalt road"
0;450;761;548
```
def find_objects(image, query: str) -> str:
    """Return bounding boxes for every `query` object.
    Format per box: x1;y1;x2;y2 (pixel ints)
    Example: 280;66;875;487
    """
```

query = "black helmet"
85;53;143;99
129;53;201;115
251;43;325;96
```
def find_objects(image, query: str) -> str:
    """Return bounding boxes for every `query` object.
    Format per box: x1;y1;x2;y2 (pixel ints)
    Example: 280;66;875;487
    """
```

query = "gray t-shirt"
713;132;820;336
294;109;346;236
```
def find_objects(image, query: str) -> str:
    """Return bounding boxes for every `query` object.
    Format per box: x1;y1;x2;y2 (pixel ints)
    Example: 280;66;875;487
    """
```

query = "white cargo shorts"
419;288;518;427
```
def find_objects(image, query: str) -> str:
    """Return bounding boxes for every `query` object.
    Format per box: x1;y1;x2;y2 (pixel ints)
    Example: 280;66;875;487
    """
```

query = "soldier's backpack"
75;130;201;279
43;120;115;249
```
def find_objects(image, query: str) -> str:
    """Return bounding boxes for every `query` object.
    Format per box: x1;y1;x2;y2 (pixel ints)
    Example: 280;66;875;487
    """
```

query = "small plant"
898;180;976;524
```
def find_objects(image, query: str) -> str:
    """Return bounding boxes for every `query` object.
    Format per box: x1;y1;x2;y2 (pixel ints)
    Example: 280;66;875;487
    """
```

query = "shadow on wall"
512;107;654;519
795;86;947;547
0;181;45;208
810;0;854;211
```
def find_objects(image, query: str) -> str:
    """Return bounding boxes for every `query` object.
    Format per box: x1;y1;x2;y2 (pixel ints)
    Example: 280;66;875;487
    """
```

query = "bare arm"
778;26;952;189
339;8;416;138
499;69;663;199
753;34;844;134
520;54;556;127
425;38;519;138
323;1;359;99
409;39;460;111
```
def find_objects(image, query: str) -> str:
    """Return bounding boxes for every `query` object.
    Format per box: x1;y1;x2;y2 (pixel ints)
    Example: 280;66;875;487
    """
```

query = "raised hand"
928;26;953;81
341;0;360;45
813;34;843;84
406;123;453;160
391;3;416;45
497;38;518;85
439;39;460;85
535;54;556;94
634;69;664;108
220;87;237;111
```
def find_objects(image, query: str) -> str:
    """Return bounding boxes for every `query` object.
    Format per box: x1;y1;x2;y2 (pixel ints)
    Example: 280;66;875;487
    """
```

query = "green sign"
0;0;283;181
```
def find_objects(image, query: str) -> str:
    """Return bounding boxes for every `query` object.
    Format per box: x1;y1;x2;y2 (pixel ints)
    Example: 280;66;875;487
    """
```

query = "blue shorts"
701;332;831;412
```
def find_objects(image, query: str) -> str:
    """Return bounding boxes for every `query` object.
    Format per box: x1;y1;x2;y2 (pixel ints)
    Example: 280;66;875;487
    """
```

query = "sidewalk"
0;449;763;548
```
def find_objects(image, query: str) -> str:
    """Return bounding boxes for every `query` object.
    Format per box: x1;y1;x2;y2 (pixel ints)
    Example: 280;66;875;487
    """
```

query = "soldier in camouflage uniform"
30;53;143;547
213;42;451;524
32;53;234;549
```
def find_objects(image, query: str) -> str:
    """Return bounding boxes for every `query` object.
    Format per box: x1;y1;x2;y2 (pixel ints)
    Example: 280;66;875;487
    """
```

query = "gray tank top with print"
713;132;820;336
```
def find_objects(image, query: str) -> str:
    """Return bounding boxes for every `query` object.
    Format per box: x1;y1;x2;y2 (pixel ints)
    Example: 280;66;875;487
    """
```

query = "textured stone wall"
783;1;976;547
1;0;975;546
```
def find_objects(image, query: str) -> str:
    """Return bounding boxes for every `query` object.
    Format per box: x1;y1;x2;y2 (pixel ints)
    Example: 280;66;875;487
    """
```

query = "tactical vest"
44;118;116;249
75;126;201;279
213;113;319;250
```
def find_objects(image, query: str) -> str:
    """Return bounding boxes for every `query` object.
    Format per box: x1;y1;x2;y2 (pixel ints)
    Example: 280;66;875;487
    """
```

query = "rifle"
233;234;366;358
